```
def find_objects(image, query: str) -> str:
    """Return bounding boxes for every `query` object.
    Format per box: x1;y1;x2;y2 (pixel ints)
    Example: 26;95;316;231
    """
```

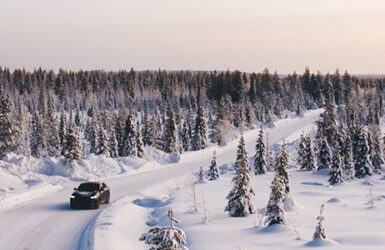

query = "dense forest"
0;66;384;166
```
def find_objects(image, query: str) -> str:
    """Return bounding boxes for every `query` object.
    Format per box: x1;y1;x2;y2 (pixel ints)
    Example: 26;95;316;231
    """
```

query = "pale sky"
1;0;385;74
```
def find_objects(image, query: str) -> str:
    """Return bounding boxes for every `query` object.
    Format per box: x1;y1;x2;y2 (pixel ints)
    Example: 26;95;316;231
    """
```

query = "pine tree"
163;105;180;155
13;104;29;156
225;136;255;217
45;106;60;157
207;151;220;181
274;141;290;196
264;173;286;226
353;126;373;178
63;120;82;162
317;133;331;171
297;133;306;168
121;112;137;157
136;122;145;158
95;127;110;157
108;129;119;158
300;135;316;171
88;116;99;154
0;89;16;158
367;126;383;173
180;120;190;151
141;108;153;146
192;103;208;151
254;127;267;175
139;208;188;250
313;204;327;240
30;110;46;158
197;166;207;183
329;144;343;185
58;111;66;154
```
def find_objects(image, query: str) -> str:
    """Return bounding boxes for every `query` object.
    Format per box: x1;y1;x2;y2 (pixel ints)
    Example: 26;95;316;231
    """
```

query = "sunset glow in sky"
1;0;385;73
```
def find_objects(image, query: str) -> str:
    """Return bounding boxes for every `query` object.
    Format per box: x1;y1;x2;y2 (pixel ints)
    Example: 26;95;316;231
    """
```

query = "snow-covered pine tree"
63;120;82;162
265;133;275;171
300;135;316;171
192;101;208;151
197;166;207;183
0;89;16;158
30;110;46;158
313;204;327;240
139;208;188;250
121;112;137;157
180;119;190;152
352;126;373;178
225;136;255;217
163;104;180;155
328;143;343;185
136;122;145;158
297;133;306;168
317;133;331;171
115;109;126;155
141;107;153;146
88;116;99;154
207;151;220;181
274;141;290;196
254;126;267;175
316;97;337;146
45;105;60;157
264;173;286;226
13;104;29;156
74;108;81;127
95;126;110;157
108;128;119;158
367;126;383;173
59;111;67;155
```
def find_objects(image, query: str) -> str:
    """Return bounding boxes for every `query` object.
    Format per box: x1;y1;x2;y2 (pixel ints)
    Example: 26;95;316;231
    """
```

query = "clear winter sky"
1;0;385;74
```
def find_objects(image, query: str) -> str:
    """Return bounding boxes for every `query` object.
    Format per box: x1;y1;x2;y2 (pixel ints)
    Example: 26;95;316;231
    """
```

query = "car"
70;181;110;209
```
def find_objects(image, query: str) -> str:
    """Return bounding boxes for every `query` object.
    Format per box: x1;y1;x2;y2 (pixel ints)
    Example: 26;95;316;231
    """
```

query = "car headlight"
90;194;99;199
70;195;75;199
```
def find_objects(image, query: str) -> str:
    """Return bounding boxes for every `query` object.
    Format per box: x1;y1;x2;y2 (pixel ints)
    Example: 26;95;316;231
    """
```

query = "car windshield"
77;183;99;192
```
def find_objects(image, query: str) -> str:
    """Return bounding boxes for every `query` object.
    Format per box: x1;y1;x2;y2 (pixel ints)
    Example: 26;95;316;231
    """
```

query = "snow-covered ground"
0;109;328;249
92;109;381;250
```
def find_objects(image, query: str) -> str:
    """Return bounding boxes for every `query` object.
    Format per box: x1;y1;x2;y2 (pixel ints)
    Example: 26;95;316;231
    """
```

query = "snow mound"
258;224;291;234
284;196;302;212
301;182;323;186
304;238;338;247
327;197;342;203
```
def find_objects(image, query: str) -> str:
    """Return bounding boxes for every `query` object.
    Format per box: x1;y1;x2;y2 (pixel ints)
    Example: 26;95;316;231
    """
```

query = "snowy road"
0;110;322;250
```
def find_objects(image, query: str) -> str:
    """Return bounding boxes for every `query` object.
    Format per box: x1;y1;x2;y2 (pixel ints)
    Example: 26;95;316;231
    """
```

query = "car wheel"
95;199;100;209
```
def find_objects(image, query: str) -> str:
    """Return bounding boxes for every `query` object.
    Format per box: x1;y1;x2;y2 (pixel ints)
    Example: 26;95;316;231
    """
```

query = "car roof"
80;181;101;185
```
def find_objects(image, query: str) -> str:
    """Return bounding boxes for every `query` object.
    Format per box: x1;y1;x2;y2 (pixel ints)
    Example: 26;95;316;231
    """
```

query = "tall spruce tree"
329;143;343;185
95;127;110;157
45;105;60;157
192;102;208;151
121;112;137;157
30;110;46;158
163;105;180;155
254;126;267;175
63;120;82;162
317;133;331;171
264;173;286;226
300;135;316;171
0;89;16;158
225;136;255;217
274;141;290;196
352;126;373;178
136;122;145;158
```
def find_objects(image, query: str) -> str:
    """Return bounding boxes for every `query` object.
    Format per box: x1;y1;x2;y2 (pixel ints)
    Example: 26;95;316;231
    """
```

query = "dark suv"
70;181;110;209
